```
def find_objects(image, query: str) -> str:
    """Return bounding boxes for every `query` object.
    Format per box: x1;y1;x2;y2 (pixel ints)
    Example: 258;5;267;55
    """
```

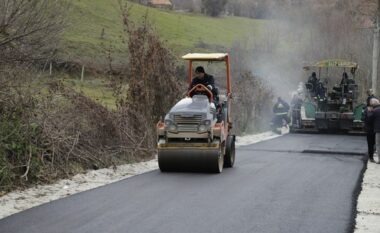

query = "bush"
0;68;155;192
117;3;183;149
0;68;46;190
233;72;273;134
0;3;183;193
229;40;274;134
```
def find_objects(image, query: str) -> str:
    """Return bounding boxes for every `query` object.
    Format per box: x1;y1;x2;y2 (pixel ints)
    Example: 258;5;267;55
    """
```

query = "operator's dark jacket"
367;105;380;133
189;74;215;90
273;99;290;114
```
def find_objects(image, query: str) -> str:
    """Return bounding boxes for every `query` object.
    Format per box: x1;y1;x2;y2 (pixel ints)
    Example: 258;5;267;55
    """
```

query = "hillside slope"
61;0;266;62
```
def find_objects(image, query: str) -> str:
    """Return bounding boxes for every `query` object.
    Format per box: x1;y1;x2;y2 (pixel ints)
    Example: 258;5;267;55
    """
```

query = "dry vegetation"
232;72;274;134
0;1;182;193
0;68;157;192
229;41;274;134
116;3;183;149
0;0;66;64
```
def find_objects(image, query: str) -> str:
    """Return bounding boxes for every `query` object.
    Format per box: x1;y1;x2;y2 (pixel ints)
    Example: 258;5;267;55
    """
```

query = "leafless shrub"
117;2;183;150
232;72;274;134
0;66;157;192
230;42;274;134
0;0;67;64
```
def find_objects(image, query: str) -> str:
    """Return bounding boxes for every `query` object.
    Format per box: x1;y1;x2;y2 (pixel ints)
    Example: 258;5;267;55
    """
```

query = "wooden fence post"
81;65;85;82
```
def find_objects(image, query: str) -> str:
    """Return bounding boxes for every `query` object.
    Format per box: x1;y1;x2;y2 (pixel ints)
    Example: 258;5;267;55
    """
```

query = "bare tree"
0;0;67;64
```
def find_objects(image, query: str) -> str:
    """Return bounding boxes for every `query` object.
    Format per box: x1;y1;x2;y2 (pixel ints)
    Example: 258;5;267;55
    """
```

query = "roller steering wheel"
187;84;214;103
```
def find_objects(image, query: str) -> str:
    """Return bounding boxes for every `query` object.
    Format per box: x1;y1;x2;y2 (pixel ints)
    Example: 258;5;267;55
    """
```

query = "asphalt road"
0;134;367;233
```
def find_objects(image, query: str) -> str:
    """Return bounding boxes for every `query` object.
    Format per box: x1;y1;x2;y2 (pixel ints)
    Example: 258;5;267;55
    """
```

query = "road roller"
157;53;235;173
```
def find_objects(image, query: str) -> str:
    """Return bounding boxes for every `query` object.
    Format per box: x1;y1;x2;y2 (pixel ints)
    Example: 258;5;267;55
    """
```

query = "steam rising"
245;3;373;102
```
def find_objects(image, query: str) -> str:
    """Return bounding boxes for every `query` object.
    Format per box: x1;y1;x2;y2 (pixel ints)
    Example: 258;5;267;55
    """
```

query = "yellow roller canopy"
182;53;228;61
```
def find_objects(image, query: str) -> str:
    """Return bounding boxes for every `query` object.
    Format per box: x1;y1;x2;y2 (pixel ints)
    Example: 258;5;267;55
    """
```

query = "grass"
58;1;268;108
64;78;116;109
60;74;128;110
18;73;118;110
61;0;266;60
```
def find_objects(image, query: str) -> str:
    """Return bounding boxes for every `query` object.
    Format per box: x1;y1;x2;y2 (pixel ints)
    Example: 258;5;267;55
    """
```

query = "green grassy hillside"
62;0;266;60
58;1;268;109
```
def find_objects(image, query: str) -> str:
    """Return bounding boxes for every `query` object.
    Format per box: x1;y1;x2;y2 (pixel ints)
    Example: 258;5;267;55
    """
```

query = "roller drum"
158;148;223;173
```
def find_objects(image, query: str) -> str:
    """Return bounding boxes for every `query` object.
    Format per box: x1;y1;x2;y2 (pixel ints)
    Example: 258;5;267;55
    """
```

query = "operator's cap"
195;66;205;74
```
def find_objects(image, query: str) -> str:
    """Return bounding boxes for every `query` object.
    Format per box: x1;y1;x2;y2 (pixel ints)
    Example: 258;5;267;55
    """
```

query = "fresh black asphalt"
0;134;367;233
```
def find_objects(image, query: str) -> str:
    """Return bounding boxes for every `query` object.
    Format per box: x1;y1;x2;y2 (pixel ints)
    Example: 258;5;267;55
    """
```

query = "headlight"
165;119;173;126
198;120;211;132
202;120;211;126
169;125;177;131
165;119;177;132
198;125;207;132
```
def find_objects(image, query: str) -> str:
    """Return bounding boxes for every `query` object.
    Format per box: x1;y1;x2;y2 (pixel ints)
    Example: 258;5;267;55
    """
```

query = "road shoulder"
355;161;380;233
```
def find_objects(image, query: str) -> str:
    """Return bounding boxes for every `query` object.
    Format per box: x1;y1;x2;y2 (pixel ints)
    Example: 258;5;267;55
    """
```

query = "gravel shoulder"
355;159;380;233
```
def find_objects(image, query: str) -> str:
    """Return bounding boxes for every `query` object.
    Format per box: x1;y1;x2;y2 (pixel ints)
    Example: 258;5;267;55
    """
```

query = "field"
58;1;267;107
62;0;266;60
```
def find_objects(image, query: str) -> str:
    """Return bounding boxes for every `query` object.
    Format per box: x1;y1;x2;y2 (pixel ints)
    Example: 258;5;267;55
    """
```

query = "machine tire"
213;149;224;173
224;135;235;168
